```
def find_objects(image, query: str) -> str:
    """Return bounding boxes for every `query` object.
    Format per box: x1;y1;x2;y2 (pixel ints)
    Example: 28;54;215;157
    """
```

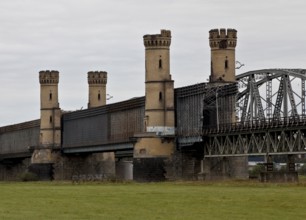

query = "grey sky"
0;0;305;126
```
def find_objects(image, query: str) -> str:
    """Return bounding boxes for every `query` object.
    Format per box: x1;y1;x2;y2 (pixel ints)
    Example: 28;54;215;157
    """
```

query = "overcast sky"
0;0;305;126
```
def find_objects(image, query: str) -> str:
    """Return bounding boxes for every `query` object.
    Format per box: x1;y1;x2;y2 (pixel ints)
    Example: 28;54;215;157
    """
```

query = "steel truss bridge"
203;69;306;157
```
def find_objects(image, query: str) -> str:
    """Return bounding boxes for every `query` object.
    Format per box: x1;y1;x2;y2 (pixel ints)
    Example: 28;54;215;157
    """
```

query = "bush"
298;164;306;176
249;164;265;177
20;172;39;182
278;165;287;173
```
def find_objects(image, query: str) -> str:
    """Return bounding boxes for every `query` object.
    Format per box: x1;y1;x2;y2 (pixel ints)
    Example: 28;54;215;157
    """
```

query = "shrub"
249;164;265;177
298;164;306;176
20;172;39;182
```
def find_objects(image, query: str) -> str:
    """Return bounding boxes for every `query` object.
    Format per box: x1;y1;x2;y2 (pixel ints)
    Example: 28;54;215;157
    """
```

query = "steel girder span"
203;69;306;157
203;120;306;157
236;69;306;122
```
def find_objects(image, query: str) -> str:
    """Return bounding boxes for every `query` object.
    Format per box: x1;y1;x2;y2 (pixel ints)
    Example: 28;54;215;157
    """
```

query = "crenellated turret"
88;71;107;85
143;29;174;134
88;71;108;108
209;28;237;49
209;28;237;83
133;29;175;182
32;70;61;165
143;29;171;49
39;71;60;110
39;70;59;84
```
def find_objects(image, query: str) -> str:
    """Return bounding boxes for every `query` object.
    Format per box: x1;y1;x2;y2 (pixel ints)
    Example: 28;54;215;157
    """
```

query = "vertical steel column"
273;76;285;118
283;75;289;118
266;74;272;118
241;83;250;123
216;87;219;131
286;76;298;117
252;76;265;120
249;75;254;121
302;79;305;116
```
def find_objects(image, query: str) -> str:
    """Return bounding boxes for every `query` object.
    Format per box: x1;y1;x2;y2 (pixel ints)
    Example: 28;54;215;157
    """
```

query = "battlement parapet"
39;70;59;84
88;71;107;84
143;29;171;48
209;28;237;49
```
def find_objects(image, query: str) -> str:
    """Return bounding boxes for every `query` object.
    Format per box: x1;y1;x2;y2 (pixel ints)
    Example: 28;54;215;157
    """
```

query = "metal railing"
203;116;306;134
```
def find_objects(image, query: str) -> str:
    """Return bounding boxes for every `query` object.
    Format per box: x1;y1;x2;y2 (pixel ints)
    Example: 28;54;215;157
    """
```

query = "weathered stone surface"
28;163;53;180
133;157;167;182
0;158;30;181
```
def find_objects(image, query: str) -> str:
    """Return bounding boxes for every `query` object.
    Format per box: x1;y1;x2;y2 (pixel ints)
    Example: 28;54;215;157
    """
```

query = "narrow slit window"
49;92;52;100
159;59;162;69
159;92;162;101
49;116;53;123
225;59;228;69
98;93;101;100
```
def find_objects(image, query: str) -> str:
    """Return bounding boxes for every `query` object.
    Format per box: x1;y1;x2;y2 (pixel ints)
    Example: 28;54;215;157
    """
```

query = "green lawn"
0;181;306;220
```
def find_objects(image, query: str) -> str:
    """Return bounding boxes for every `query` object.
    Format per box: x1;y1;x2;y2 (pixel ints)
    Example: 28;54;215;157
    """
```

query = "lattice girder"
237;69;306;122
204;125;306;157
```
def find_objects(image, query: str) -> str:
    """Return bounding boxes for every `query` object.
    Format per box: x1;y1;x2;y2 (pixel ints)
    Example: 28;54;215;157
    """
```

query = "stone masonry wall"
53;153;116;181
0;158;30;181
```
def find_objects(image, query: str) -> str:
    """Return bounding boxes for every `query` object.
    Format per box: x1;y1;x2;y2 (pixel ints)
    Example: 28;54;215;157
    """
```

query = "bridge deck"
203;116;306;135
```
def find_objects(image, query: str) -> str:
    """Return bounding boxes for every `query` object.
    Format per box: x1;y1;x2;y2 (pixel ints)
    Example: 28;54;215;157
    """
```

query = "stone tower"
143;29;175;134
202;29;248;180
208;28;238;124
87;70;115;178
209;28;237;83
133;30;175;181
31;70;61;179
88;71;107;108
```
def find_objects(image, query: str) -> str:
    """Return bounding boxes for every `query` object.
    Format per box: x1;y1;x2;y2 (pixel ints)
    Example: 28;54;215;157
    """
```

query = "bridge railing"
203;116;306;135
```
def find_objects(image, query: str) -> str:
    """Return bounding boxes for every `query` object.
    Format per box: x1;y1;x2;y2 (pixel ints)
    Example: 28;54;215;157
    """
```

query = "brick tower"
88;71;107;108
208;28;238;125
143;29;175;133
202;29;248;180
87;70;115;178
31;70;61;179
133;30;175;181
209;28;237;83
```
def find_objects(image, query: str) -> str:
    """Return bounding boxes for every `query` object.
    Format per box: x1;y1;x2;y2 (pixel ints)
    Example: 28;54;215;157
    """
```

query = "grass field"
0;180;306;220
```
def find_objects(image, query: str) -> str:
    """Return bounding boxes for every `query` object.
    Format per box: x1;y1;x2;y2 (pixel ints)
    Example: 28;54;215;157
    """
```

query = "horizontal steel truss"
204;127;306;157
